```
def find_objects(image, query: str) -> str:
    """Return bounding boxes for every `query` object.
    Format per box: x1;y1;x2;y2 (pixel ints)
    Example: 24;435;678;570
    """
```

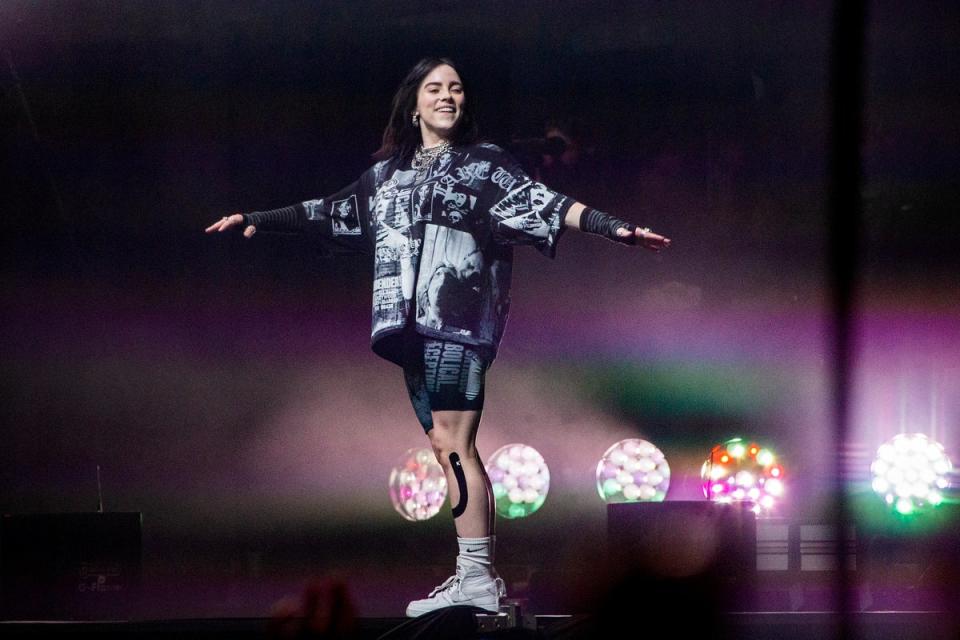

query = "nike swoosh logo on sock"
465;547;483;553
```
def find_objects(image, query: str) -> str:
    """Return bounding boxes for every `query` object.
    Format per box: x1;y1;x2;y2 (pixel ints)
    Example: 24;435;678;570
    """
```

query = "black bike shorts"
403;337;489;433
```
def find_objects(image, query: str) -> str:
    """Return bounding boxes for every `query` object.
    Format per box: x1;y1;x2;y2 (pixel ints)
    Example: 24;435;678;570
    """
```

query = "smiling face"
414;64;464;147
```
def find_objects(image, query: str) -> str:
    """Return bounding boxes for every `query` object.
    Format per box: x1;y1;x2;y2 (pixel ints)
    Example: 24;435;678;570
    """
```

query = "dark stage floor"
1;611;958;640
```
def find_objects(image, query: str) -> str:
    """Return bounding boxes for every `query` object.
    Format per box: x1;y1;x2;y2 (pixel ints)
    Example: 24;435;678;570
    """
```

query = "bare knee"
428;421;475;468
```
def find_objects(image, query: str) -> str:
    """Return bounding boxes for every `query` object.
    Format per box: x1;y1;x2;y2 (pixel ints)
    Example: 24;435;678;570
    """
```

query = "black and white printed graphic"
432;178;477;225
426;151;456;180
394;188;413;227
451;160;491;189
371;170;421;337
412;182;434;223
331;194;361;235
423;340;485;400
416;225;484;337
489;182;558;245
436;160;488;221
303;199;326;221
302;144;571;365
373;221;419;336
490;166;518;191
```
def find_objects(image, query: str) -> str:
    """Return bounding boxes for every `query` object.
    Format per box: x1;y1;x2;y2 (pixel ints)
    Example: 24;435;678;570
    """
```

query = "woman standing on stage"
206;57;669;617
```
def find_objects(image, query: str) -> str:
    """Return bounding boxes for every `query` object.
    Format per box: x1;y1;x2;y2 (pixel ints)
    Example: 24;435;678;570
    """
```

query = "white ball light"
871;433;953;515
486;443;550;519
596;439;670;503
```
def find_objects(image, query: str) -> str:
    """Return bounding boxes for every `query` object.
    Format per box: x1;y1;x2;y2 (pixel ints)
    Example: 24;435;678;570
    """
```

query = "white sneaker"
405;564;506;617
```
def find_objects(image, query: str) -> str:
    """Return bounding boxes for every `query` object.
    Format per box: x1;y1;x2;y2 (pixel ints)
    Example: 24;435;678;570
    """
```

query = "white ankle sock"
457;535;495;574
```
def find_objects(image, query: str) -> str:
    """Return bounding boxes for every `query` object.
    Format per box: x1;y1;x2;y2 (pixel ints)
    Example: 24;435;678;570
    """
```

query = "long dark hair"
374;57;479;161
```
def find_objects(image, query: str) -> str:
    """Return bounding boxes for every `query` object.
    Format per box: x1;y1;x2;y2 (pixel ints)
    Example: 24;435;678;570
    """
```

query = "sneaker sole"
406;599;499;617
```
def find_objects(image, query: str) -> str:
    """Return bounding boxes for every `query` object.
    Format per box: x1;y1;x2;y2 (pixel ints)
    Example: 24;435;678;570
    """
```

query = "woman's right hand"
205;213;257;238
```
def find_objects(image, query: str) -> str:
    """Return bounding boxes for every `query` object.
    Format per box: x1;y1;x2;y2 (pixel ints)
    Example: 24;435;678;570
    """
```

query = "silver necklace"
412;141;451;171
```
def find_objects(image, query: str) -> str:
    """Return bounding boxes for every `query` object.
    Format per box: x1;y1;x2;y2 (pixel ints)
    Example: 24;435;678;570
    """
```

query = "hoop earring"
412;113;419;127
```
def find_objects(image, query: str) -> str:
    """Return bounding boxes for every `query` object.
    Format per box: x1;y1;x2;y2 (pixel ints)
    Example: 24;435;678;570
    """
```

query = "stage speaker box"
606;501;757;611
1;512;142;620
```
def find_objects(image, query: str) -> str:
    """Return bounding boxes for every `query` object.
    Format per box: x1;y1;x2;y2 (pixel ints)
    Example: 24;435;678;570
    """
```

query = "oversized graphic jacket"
245;143;574;366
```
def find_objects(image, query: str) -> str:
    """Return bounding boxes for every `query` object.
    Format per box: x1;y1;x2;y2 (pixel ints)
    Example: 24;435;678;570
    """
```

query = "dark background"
1;0;957;619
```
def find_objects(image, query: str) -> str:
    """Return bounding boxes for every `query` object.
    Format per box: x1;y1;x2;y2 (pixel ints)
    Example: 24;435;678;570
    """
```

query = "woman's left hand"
617;226;671;251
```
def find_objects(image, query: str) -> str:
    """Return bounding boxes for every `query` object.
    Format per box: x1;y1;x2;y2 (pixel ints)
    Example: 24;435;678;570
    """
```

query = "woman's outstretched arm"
203;176;374;255
204;204;303;238
563;202;671;252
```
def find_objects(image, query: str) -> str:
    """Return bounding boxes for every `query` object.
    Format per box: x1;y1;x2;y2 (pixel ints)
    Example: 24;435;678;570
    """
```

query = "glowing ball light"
700;437;784;515
596;438;670;503
389;448;448;522
871;433;953;516
486;443;550;519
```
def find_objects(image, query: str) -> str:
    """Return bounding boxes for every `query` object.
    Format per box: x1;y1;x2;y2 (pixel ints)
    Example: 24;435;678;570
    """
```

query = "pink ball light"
700;437;784;515
388;448;448;522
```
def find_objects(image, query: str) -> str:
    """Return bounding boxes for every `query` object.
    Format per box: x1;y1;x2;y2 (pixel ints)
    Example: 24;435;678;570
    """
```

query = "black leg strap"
450;452;468;518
